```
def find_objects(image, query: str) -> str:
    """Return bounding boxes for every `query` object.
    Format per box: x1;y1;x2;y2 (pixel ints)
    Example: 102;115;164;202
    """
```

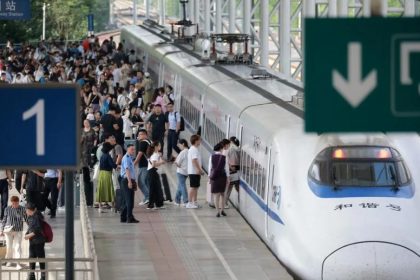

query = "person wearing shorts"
186;135;204;209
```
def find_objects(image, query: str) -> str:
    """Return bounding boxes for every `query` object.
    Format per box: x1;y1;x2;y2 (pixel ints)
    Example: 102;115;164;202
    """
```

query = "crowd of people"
0;32;242;278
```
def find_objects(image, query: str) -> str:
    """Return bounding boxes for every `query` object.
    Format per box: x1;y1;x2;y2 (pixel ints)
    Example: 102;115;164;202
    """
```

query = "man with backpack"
165;102;182;161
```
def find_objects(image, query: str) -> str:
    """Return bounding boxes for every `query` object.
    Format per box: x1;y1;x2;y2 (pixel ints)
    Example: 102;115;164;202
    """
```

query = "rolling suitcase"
115;189;123;212
160;173;172;202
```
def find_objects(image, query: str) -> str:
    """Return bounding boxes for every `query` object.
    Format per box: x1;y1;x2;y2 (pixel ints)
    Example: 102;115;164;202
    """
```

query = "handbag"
130;179;138;191
112;170;120;190
93;163;100;181
3;225;13;233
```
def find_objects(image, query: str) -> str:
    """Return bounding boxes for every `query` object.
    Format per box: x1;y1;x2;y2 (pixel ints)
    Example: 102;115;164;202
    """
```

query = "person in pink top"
153;88;167;113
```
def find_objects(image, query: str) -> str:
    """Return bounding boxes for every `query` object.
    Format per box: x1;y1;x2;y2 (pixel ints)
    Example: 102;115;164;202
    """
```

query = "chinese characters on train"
334;203;401;211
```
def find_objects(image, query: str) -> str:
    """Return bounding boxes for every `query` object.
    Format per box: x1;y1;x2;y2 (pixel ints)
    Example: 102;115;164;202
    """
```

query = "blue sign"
0;85;79;168
87;14;94;32
0;0;31;20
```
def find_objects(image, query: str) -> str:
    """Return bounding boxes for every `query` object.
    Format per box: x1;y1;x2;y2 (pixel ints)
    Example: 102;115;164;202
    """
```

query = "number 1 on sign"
23;99;45;156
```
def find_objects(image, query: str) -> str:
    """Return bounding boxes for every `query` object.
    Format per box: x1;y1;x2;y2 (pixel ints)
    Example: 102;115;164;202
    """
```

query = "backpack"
166;112;185;132
179;114;185;132
42;220;53;243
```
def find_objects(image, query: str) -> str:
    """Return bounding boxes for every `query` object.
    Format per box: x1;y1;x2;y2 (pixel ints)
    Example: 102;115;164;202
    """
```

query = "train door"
265;148;272;238
266;148;280;243
158;63;164;86
175;75;182;111
225;115;231;138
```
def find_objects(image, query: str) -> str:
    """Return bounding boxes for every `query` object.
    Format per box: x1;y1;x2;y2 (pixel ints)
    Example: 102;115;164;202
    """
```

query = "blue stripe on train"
308;179;414;198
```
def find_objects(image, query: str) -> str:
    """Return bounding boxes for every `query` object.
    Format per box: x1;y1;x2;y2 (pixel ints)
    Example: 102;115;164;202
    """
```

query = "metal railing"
0;173;100;280
79;175;100;280
0;258;93;280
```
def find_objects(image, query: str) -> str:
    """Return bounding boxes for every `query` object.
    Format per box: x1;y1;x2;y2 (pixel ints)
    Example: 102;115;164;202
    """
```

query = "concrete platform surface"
92;163;292;280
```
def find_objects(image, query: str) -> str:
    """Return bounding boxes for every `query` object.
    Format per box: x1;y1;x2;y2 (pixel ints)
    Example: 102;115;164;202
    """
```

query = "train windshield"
309;146;412;187
332;162;396;187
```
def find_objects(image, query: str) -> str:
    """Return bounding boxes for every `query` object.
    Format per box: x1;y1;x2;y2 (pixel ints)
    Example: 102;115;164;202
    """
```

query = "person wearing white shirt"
186;135;204;209
146;141;166;209
174;139;189;206
122;110;134;139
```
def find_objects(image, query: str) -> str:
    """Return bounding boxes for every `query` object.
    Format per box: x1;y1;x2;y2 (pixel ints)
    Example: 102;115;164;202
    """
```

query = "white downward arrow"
332;42;377;108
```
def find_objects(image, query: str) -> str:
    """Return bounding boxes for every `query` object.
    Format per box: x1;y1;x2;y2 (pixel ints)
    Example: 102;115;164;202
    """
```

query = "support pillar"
243;0;251;34
204;0;211;33
404;0;415;16
280;0;291;76
229;0;236;33
145;0;150;20
159;0;165;25
328;0;337;17
133;0;137;25
216;0;222;33
260;0;269;67
362;0;371;17
195;0;200;28
337;0;348;17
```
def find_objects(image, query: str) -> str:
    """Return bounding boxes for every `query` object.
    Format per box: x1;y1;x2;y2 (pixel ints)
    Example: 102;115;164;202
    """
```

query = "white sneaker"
193;201;201;208
224;204;230;209
186;203;198;209
138;201;147;206
173;201;180;206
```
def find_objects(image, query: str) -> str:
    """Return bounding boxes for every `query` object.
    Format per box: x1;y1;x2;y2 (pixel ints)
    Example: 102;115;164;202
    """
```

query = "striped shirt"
1;206;27;232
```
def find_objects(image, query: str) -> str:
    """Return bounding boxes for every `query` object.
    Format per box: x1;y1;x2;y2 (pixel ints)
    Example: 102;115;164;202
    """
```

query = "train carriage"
121;24;420;280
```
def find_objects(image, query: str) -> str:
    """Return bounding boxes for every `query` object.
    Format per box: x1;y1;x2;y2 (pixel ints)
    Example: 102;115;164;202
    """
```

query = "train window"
249;157;254;190
246;153;251;184
309;161;329;184
180;97;200;130
396;161;410;185
240;151;245;179
332;162;396;187
204;117;225;147
261;168;266;198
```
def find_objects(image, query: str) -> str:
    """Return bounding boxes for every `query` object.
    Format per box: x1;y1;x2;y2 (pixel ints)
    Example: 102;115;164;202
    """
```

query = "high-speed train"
121;22;420;279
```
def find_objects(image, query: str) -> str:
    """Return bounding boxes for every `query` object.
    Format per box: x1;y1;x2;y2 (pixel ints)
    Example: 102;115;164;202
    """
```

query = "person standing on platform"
1;196;26;269
100;105;119;142
0;170;13;219
22;170;45;213
186;135;204;209
209;143;230;217
43;170;62;218
147;104;166;152
120;144;139;223
81;119;97;206
96;143;117;213
146;141;166;210
165;102;181;161
25;203;46;280
134;129;151;205
174;139;189;206
14;170;26;195
226;137;240;207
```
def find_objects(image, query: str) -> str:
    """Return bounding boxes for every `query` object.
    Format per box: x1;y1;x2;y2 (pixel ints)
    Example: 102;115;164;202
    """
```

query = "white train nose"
322;242;420;280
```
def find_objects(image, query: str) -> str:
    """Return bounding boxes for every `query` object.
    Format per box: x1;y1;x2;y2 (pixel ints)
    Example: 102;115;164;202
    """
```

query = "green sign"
305;18;420;132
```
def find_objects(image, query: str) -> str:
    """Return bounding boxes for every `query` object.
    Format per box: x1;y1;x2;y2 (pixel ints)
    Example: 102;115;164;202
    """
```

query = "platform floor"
92;163;292;280
0;187;85;280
